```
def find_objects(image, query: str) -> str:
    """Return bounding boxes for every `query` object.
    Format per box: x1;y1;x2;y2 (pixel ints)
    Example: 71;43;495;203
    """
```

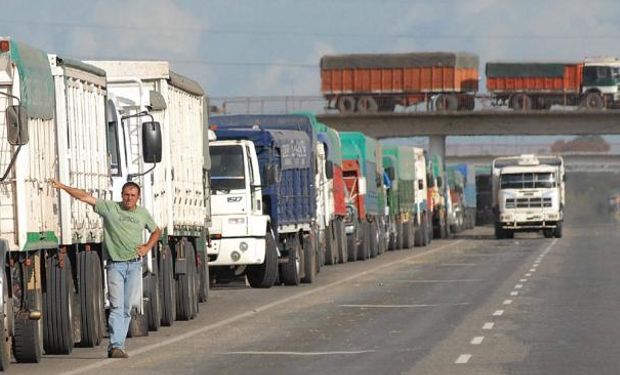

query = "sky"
3;0;620;99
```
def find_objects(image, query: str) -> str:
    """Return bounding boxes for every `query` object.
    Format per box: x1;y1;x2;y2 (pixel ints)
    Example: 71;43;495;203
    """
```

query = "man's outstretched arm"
50;179;97;207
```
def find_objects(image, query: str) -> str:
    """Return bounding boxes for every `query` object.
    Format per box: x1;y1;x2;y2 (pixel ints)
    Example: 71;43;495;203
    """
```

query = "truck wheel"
505;231;514;239
14;264;43;363
584;92;605;110
357;96;379;113
197;248;209;303
554;222;563;238
78;251;104;347
325;224;335;266
369;221;378;258
145;273;161;331
346;233;357;262
247;231;278;288
336;219;348;264
435;95;458;111
425;214;433;245
176;241;197;321
396;222;404;250
0;268;12;371
509;94;532;111
337;96;357;113
159;245;176;326
543;229;554;238
358;221;369;261
495;225;505;239
301;233;317;283
43;254;75;355
280;240;301;286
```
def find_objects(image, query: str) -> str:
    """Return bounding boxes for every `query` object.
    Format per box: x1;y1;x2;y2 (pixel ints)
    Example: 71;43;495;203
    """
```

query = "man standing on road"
50;179;161;359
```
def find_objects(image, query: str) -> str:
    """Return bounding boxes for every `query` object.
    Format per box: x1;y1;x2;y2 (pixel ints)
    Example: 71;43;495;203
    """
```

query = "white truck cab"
492;154;565;239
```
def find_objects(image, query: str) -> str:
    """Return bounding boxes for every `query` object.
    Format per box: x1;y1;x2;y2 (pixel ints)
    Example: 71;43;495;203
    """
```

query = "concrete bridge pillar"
429;135;446;167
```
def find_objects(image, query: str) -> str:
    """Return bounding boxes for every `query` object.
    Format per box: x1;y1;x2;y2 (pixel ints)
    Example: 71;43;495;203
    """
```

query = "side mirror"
358;177;367;195
325;160;334;179
6;105;29;145
142;121;162;163
264;164;279;185
418;179;424;190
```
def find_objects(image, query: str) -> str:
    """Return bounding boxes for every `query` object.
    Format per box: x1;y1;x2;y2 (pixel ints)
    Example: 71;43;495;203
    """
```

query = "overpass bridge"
317;110;620;172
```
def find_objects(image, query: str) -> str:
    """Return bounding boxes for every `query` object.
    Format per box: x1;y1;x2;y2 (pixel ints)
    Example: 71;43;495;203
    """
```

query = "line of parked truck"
0;37;566;371
321;51;620;112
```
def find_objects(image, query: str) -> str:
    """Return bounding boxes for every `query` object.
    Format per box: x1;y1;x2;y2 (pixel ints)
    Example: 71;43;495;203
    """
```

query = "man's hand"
49;178;63;190
136;244;151;257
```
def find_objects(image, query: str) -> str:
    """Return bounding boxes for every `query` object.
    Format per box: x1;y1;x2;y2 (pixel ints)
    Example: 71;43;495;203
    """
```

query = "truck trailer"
321;52;479;113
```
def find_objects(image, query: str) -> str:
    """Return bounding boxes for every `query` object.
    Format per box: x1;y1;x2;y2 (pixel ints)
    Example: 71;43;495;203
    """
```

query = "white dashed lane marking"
455;354;472;364
493;310;504;316
503;300;512;305
470;336;484;345
483;322;494;330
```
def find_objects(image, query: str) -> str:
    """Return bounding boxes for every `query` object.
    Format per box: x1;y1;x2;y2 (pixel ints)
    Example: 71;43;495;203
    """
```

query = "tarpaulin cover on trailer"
1;38;54;120
270;130;311;170
486;62;576;78
320;52;479;70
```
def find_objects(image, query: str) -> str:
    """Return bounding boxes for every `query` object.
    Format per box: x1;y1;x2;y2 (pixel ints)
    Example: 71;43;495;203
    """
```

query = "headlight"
228;218;246;225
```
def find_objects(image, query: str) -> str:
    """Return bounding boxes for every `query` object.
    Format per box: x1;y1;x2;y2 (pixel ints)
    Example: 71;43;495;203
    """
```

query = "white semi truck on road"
492;154;565;239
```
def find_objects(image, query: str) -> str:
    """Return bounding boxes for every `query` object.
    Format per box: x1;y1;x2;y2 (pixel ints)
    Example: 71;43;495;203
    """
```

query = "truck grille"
505;197;552;209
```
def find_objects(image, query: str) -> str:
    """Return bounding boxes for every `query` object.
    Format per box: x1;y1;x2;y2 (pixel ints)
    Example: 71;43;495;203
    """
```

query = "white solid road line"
222;350;376;356
388;279;482;283
60;240;465;375
340;303;471;308
455;354;472;364
470;336;484;345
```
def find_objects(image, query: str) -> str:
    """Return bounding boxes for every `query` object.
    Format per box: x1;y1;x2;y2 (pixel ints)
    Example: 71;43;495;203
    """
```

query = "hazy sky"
3;0;620;99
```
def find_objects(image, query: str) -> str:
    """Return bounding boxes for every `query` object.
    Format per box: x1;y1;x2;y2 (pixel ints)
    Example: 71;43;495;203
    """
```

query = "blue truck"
209;115;319;285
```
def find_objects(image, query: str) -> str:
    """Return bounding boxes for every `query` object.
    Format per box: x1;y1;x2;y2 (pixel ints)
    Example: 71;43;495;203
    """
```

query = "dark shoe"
108;348;129;358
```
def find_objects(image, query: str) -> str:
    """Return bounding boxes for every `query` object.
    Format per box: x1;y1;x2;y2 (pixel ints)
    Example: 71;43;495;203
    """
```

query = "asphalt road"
9;220;620;375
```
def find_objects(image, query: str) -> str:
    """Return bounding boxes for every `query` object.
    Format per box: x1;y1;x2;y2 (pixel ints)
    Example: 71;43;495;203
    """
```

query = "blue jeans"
107;260;142;351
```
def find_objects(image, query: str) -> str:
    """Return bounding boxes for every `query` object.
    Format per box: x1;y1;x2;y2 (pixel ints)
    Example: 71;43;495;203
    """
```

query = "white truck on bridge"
492;154;565;239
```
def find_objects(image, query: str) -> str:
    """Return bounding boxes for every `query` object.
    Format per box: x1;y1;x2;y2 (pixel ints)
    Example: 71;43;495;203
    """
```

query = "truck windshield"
210;145;246;191
500;172;556;189
583;66;614;86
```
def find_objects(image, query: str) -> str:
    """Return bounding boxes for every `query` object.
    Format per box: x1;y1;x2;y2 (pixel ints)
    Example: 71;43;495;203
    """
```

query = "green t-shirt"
94;199;158;261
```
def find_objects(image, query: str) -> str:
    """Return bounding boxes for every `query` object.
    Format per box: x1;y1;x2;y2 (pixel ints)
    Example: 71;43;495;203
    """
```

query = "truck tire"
358;221;370;261
543;229;554;238
176;241;197;321
14;262;43;363
325;224;336;266
584;92;605;110
369;221;378;258
13;316;42;363
280;239;301;286
43;254;75;355
336;219;348;264
0;268;12;371
159;245;176;327
554;222;563;238
346;233;357;262
78;251;104;347
509;94;532;111
145;273;161;331
425;214;433;245
197;248;209;303
337;96;357;113
435;94;458;111
414;220;424;247
357;96;379;113
247;231;278;288
495;225;505;239
127;306;149;338
301;233;317;283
